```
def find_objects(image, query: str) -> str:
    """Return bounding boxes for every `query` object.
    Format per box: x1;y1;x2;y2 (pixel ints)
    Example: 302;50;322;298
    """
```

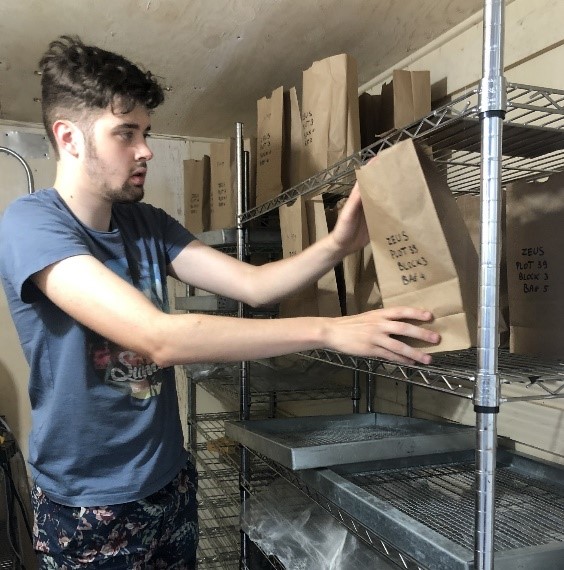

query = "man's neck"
54;171;113;232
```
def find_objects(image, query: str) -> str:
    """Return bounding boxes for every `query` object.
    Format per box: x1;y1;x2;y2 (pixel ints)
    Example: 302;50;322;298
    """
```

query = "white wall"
362;0;564;96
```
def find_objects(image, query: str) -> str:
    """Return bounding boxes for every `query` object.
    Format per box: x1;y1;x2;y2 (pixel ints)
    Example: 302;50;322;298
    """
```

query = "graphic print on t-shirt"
87;258;168;400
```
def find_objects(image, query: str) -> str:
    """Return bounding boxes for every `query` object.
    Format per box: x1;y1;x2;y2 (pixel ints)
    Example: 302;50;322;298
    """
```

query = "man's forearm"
150;306;439;368
151;313;328;366
250;233;343;306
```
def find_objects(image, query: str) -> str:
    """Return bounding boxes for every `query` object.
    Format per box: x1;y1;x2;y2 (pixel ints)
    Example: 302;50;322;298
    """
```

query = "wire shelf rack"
175;293;278;316
344;459;564;552
194;228;282;256
243;445;564;570
240;82;564;223
196;374;352;408
196;412;239;438
297;348;564;402
197;522;239;570
227;76;564;568
196;444;240;570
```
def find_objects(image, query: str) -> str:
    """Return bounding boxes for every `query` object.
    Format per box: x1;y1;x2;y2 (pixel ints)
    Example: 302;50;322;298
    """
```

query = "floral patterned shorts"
31;461;199;569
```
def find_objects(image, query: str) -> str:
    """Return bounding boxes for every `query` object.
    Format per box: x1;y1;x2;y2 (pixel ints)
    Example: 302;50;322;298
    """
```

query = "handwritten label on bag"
189;193;200;215
216;182;228;208
385;231;429;286
515;246;550;294
301;110;315;146
259;132;272;166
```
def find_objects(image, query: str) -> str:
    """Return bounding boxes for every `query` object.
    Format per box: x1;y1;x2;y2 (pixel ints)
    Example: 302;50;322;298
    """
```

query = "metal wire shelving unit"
240;83;564;224
176;225;284;569
298;347;564;403
175;226;281;315
193;371;353;411
180;222;357;567
241;445;564;570
185;363;355;568
195;425;240;570
195;430;279;569
233;2;564;569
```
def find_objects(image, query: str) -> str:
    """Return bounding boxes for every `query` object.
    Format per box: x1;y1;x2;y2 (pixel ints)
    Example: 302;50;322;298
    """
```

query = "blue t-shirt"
0;188;196;506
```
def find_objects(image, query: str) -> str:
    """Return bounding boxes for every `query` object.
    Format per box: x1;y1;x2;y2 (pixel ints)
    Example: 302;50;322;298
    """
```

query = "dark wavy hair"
39;35;165;158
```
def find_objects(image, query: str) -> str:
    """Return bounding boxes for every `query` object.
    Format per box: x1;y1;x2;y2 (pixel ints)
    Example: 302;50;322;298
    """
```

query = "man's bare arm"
33;255;439;367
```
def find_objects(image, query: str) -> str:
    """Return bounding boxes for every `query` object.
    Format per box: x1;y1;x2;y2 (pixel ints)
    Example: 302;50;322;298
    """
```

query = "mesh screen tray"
300;449;564;570
225;413;474;470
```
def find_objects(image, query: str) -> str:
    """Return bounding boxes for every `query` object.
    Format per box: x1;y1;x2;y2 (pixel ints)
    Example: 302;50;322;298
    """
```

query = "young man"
0;36;439;569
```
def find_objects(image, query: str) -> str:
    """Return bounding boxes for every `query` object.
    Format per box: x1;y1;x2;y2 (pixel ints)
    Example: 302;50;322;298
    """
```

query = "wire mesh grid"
253;421;468;449
345;460;564;552
197;525;239;570
198;482;239;519
197;506;239;568
300;347;564;401
196;448;239;485
428;85;564;193
196;449;240;569
196;413;238;440
197;374;352;405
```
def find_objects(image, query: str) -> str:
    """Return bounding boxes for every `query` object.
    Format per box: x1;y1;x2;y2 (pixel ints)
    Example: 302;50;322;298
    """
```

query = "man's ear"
52;120;85;158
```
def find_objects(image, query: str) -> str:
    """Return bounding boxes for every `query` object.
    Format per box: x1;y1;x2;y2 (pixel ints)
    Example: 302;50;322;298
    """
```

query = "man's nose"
136;139;153;162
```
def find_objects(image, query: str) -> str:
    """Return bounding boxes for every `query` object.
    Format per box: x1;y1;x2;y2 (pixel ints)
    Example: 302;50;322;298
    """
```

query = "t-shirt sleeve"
0;196;91;303
154;206;197;264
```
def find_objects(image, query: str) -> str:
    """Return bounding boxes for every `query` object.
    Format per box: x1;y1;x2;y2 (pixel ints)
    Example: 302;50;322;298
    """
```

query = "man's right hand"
323;307;440;365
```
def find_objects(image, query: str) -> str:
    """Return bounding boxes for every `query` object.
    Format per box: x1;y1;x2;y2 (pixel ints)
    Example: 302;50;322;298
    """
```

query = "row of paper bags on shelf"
183;53;431;232
186;133;564;360
280;138;563;360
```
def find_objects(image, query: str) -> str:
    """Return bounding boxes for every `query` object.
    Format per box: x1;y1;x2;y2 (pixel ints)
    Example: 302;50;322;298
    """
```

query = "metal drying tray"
299;449;564;570
225;413;475;470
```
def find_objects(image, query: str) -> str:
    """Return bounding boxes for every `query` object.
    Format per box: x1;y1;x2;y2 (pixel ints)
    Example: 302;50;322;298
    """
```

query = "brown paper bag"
282;87;304;190
257;86;284;206
183;156;210;234
505;173;564;359
356;245;383;313
379;69;431;133
358;92;382;149
456;193;509;347
278;197;318;317
331;199;382;315
356;139;478;352
305;196;342;317
210;139;236;230
244;137;257;213
210;138;256;230
300;54;361;180
341;245;382;315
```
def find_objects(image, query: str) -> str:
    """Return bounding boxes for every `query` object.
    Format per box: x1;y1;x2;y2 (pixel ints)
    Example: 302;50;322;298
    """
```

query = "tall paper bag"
506;173;564;359
356;139;478;352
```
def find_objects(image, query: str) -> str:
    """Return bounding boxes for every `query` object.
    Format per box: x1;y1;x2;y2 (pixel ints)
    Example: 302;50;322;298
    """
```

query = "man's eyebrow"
112;123;152;132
